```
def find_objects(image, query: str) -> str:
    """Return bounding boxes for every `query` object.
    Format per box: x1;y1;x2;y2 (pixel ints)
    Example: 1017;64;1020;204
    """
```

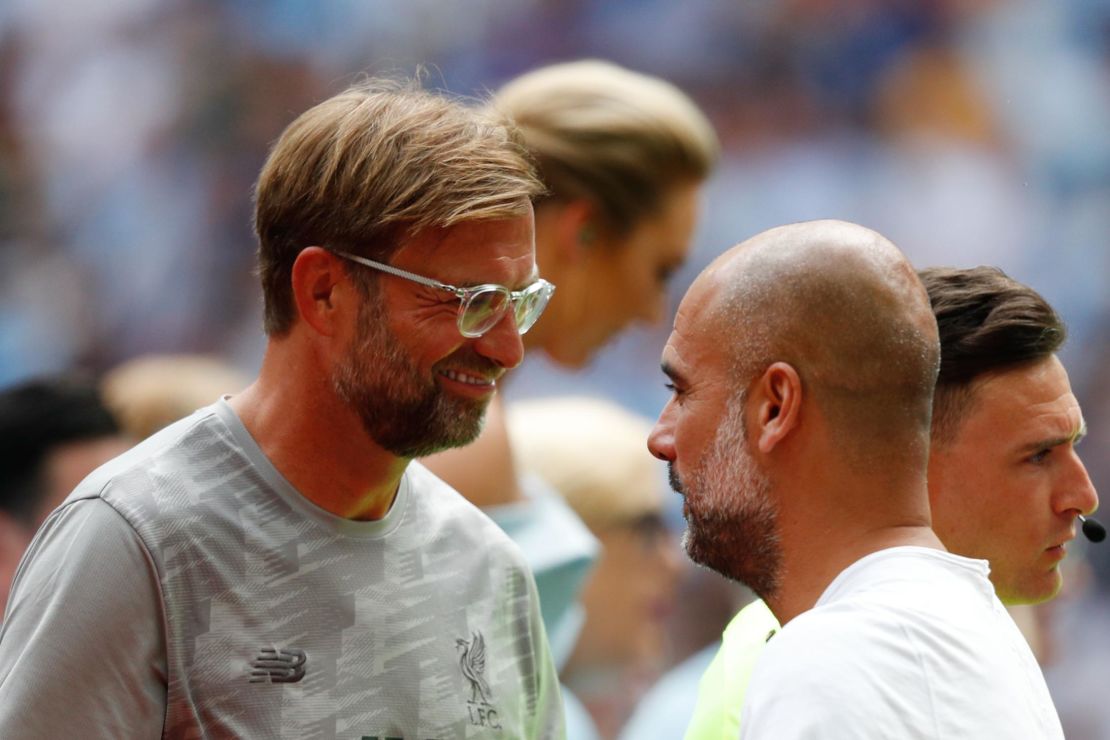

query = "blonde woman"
424;59;717;508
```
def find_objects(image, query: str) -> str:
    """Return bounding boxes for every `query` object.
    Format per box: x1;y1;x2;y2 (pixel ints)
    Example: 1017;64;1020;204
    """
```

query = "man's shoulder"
764;601;876;663
62;403;232;525
74;406;221;492
817;546;993;617
406;459;493;518
747;550;1062;738
756;547;1001;682
744;597;925;731
405;461;528;559
758;576;927;680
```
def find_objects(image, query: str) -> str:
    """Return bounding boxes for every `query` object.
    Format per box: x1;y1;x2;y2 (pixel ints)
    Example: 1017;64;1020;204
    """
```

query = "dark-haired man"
0;376;129;608
0;81;564;738
652;222;1066;737
922;265;1097;604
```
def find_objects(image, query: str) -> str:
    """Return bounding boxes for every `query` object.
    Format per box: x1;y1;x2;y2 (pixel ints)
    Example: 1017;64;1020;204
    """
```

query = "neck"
764;477;943;625
228;342;408;521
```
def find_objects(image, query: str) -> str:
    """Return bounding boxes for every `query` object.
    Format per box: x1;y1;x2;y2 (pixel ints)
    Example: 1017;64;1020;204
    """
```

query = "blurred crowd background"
1;0;1108;736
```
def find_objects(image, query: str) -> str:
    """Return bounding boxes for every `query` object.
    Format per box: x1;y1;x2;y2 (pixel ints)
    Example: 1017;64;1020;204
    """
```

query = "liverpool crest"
456;631;501;730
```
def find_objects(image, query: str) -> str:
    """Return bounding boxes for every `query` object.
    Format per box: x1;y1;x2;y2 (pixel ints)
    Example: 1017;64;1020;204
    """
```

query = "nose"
648;404;675;462
473;309;525;369
1054;448;1099;518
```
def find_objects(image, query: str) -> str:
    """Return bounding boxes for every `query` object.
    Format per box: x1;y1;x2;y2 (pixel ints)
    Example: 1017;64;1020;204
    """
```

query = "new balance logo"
249;647;307;683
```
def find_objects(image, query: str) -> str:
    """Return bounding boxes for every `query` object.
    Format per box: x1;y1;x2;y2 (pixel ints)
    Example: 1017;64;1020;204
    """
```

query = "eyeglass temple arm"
330;250;464;298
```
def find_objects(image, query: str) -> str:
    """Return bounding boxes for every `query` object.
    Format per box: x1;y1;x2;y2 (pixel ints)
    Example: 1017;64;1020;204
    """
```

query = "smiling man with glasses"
328;249;555;339
0;80;565;739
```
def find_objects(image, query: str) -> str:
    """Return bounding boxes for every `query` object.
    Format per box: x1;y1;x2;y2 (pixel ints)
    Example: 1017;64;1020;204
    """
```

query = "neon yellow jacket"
684;599;780;740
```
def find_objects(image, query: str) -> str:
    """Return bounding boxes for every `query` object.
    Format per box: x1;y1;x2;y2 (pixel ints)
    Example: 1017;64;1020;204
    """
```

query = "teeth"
442;369;492;386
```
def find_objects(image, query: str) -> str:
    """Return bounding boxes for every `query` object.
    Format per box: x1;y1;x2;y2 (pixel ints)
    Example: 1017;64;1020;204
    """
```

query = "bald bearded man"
648;220;1063;738
679;265;1098;740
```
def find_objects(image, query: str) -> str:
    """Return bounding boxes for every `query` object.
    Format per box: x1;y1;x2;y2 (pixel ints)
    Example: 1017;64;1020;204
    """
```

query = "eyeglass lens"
459;288;512;337
457;283;551;338
514;283;549;334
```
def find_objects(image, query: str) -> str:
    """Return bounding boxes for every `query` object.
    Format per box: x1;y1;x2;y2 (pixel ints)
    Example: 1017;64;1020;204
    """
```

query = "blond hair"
255;78;545;335
102;354;249;439
492;60;718;237
507;396;664;531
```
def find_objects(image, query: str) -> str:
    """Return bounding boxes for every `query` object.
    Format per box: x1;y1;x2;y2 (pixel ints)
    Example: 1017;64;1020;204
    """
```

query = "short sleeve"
0;497;167;738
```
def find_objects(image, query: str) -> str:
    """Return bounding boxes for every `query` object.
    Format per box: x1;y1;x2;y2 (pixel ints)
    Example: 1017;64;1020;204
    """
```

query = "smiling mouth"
439;369;496;387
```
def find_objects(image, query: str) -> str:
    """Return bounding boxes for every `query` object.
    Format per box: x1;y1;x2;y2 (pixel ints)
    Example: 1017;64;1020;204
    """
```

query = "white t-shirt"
740;546;1063;739
0;400;564;739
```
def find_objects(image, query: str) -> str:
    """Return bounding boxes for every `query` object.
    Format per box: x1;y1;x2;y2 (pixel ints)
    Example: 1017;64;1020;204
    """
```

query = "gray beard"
672;392;782;600
333;296;492;458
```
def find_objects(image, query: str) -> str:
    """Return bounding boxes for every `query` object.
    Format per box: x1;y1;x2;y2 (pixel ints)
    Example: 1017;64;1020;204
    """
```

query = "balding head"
649;220;942;608
701;220;940;465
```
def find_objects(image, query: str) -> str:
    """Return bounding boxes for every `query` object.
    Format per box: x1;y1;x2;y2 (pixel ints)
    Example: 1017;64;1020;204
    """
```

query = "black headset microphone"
1079;515;1107;544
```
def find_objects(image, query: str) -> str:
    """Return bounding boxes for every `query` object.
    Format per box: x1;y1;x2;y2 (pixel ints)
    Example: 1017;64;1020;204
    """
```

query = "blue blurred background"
1;0;1107;735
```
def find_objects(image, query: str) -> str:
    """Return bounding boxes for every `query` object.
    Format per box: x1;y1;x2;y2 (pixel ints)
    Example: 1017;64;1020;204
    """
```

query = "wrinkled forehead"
408;212;539;287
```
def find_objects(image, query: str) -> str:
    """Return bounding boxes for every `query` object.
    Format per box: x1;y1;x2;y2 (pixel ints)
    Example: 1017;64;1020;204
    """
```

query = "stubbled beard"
332;294;495;458
670;392;782;600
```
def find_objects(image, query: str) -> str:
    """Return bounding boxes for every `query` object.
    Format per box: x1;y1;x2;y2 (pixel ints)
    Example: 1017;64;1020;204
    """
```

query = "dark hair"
0;376;121;523
918;266;1066;442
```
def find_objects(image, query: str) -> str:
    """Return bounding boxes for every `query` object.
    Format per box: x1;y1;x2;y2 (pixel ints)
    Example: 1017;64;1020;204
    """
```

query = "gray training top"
0;400;564;739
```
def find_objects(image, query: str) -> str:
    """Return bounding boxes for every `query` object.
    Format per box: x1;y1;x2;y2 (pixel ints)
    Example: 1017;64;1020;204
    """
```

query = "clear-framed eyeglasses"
329;249;556;339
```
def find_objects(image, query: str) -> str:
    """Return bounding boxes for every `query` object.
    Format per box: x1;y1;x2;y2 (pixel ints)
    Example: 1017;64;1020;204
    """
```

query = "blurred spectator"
420;60;718;737
616;635;724;740
508;397;682;739
490;59;717;371
0;376;129;608
101;353;249;440
424;58;718;506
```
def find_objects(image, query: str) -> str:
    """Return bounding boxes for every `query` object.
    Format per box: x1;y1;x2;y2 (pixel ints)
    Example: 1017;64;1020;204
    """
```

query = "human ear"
755;362;802;454
553;199;597;263
290;246;345;337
